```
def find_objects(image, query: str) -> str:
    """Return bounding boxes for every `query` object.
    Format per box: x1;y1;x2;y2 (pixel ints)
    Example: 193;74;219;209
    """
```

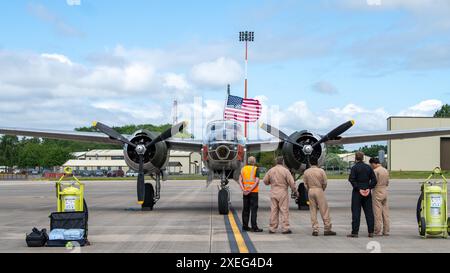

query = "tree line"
0;124;171;172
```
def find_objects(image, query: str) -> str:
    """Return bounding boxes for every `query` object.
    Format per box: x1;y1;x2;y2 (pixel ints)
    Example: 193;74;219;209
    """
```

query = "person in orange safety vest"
239;156;263;232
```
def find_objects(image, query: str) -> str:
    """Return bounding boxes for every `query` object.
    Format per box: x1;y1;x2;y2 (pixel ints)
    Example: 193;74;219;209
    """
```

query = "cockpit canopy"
205;120;245;144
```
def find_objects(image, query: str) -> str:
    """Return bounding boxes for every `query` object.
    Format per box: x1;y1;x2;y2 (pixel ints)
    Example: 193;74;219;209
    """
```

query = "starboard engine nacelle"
282;131;326;173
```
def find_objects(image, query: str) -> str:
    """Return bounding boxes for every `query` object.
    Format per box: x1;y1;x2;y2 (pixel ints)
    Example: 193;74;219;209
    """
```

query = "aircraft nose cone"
216;145;231;160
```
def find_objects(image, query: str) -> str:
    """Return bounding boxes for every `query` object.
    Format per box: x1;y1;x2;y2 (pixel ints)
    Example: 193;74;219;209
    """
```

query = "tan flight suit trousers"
263;165;297;232
373;187;390;235
303;166;332;233
308;188;332;232
373;166;390;235
270;192;291;232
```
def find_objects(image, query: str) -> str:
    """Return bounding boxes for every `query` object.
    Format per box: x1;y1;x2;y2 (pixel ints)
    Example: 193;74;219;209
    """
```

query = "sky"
0;0;450;144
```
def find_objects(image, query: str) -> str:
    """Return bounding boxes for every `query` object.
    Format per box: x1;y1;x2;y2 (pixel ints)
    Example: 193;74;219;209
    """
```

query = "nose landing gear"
218;172;230;215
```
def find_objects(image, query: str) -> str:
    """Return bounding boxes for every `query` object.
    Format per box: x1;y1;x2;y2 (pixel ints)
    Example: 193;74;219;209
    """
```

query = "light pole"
239;31;254;139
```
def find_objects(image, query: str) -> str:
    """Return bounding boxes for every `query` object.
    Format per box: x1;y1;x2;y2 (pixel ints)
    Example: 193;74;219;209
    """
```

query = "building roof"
168;162;183;167
388;116;450;120
71;150;124;158
63;160;127;167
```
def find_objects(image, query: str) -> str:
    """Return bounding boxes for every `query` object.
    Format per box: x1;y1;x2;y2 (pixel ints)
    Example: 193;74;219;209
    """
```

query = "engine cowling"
282;131;326;173
124;130;169;173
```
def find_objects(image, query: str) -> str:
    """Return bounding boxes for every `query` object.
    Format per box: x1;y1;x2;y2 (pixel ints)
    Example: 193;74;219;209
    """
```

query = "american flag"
223;95;262;122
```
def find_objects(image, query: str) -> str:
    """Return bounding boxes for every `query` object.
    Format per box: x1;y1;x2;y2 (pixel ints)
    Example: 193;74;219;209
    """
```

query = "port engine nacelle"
124;130;169;173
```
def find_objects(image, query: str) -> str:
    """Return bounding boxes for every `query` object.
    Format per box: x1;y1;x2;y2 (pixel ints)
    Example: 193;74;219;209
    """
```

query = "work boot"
368;233;374;238
282;230;293;234
251;227;263;233
312;231;319;237
347;233;359;238
324;231;337;236
242;226;251;232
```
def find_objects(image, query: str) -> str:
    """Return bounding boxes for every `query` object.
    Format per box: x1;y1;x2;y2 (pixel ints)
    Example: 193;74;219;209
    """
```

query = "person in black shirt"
347;152;377;238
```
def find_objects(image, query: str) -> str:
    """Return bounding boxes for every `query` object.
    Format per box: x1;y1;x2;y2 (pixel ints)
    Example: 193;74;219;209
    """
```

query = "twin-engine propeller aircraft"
2;118;450;214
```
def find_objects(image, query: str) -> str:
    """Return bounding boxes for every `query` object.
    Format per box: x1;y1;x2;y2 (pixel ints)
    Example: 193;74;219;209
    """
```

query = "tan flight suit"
373;166;390;235
303;166;332;233
263;165;297;232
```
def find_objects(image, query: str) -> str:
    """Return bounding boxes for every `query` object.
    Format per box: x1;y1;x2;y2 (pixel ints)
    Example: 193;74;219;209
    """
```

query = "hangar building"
388;117;450;171
63;150;202;175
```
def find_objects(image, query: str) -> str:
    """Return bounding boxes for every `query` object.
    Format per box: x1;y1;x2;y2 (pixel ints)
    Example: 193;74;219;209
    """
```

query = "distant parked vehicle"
107;170;125;178
94;170;105;177
126;170;139;177
80;171;91;177
201;167;209;176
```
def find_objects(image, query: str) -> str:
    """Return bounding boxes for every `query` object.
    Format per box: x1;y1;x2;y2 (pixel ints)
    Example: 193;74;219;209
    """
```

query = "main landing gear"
293;174;309;211
141;173;162;211
218;172;230;215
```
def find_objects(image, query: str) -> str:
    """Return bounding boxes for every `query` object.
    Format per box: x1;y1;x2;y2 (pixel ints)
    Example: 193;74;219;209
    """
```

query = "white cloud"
190;57;243;89
397;99;443;116
41;53;73;66
257;99;438;139
338;0;450;12
312;81;338;95
163;73;190;91
0;47;444;136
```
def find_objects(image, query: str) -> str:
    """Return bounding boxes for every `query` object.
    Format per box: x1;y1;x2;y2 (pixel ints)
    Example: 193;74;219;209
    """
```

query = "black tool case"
47;211;89;247
26;228;48;247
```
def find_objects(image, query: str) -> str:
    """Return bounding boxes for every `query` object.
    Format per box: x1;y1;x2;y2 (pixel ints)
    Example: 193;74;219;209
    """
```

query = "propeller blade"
145;121;186;148
137;154;145;204
93;121;136;147
313;120;355;148
260;123;303;148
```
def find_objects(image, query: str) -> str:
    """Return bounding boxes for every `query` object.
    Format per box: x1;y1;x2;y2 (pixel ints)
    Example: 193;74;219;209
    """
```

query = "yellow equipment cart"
56;167;85;213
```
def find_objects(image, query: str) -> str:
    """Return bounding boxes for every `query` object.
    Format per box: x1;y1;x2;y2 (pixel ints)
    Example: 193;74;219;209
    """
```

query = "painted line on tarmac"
224;206;257;253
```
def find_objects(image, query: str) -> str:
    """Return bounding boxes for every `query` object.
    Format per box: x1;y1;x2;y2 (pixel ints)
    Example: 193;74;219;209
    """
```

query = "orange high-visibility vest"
241;165;259;193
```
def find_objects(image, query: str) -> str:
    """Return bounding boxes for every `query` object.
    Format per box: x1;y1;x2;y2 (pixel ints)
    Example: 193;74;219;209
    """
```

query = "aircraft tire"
420;217;426;237
297;183;309;210
218;189;229;215
416;192;423;224
448;217;450;236
142;183;155;211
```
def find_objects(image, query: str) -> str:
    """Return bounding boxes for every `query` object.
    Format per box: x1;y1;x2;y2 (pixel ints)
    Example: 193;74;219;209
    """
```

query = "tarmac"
0;179;449;253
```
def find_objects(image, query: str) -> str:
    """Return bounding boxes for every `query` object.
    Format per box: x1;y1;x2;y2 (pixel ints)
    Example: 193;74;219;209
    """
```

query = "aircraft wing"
166;138;203;152
246;139;283;153
327;127;450;145
0;127;123;145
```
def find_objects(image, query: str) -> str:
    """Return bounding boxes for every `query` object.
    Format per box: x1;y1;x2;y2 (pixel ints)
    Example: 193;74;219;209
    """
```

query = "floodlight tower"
239;31;254;139
172;99;178;125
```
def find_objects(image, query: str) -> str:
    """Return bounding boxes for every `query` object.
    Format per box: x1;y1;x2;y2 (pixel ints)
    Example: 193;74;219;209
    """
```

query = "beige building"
63;150;128;173
388;117;450;171
63;149;202;175
168;151;202;175
338;153;371;165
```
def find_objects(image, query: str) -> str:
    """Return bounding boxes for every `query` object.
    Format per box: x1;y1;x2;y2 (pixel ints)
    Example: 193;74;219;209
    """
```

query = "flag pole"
244;39;248;139
239;31;254;140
